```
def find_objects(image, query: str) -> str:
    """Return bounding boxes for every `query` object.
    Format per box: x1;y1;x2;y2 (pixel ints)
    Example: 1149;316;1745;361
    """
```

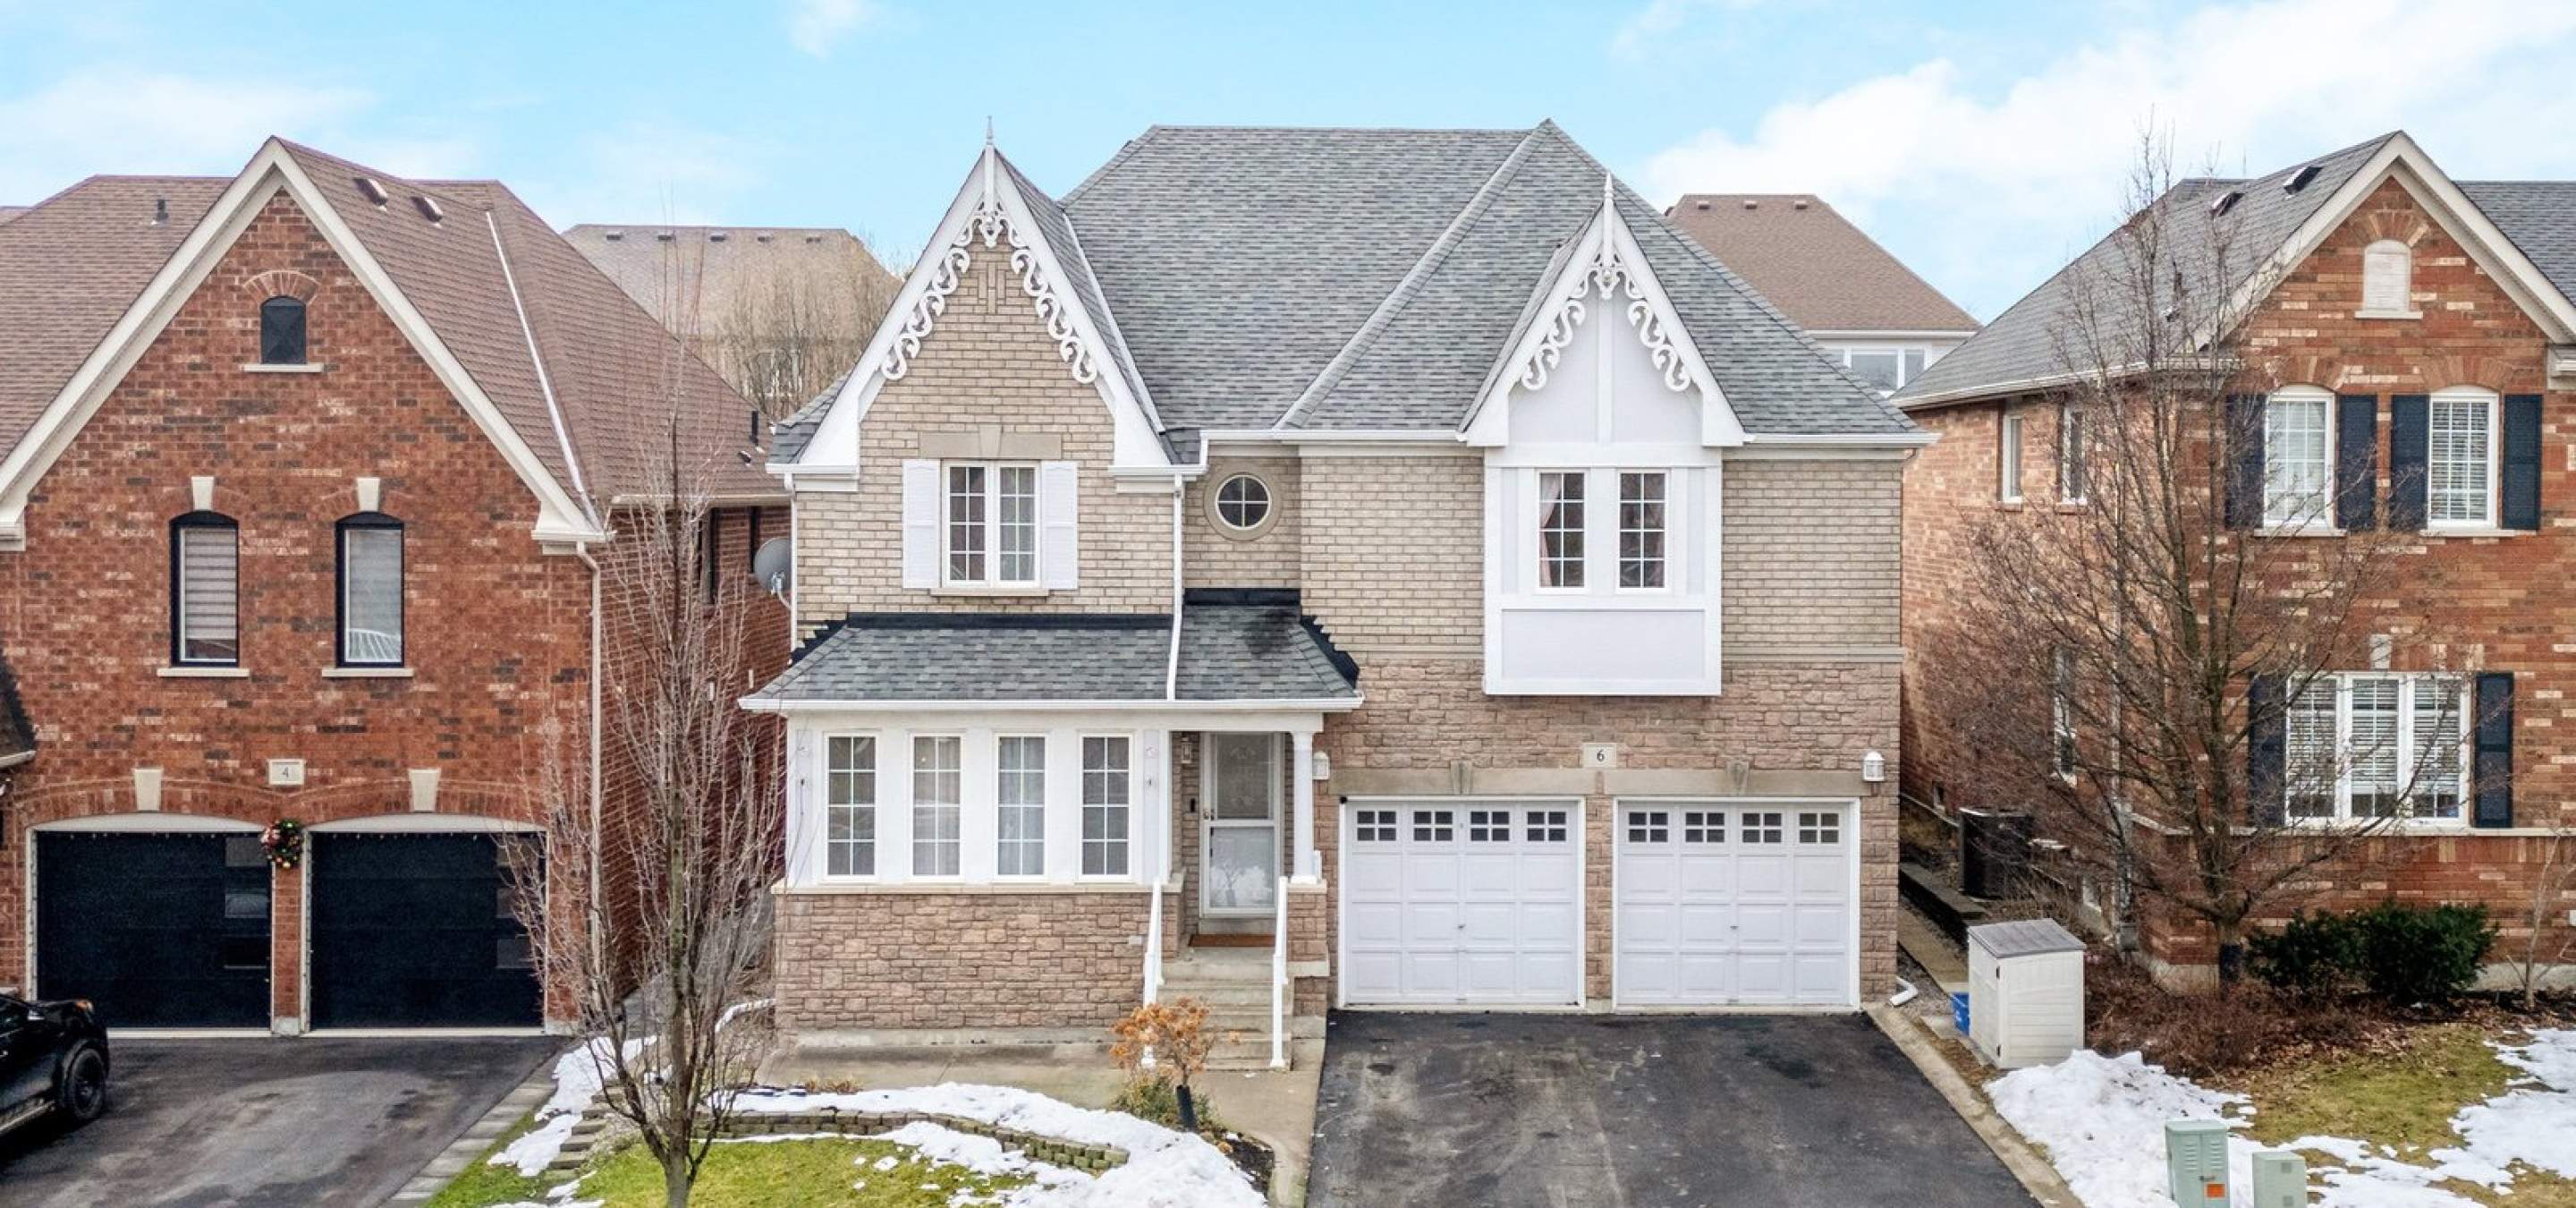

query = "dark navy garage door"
309;833;541;1028
36;831;272;1028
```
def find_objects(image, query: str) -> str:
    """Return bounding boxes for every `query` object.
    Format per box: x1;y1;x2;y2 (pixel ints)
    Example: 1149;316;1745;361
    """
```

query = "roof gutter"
738;695;1367;715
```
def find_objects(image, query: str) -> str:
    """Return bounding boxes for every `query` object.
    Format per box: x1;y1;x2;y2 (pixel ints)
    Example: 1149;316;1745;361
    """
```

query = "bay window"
2282;674;2467;822
1082;736;1131;877
996;735;1046;877
1538;471;1585;589
1617;471;1666;590
911;735;962;876
826;736;877;877
945;463;1038;587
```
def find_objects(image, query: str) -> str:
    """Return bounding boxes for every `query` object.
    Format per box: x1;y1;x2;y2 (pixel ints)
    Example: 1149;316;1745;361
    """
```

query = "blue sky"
7;0;2576;319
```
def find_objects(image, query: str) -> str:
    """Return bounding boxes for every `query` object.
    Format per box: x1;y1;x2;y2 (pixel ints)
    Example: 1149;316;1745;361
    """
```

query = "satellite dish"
751;536;793;596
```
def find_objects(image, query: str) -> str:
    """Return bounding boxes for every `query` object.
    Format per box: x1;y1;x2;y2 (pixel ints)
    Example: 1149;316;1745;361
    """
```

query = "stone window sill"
932;584;1047;599
158;665;249;678
323;666;414;678
2424;525;2529;540
778;880;1161;896
2253;523;2343;539
2352;309;2423;320
238;362;326;374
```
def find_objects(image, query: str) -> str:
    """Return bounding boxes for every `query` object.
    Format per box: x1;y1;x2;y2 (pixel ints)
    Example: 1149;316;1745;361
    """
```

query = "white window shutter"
901;459;939;589
1039;461;1080;591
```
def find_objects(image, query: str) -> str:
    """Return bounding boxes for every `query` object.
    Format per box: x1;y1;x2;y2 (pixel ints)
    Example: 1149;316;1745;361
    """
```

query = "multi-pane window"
1215;473;1272;531
1468;810;1512;842
1798;812;1841;845
2428;389;2496;527
1081;736;1131;876
2264;390;2331;527
996;736;1046;877
1354;809;1397;843
1626;810;1670;844
1524;809;1568;843
1999;412;2024;502
2059;405;2089;503
1538;471;1585;589
945;463;1038;585
1682;811;1722;844
1412;810;1454;842
2283;674;2468;822
1741;812;1784;844
337;514;403;666
826;736;877;877
172;513;241;665
911;736;962;877
1843;346;1931;393
1618;472;1666;590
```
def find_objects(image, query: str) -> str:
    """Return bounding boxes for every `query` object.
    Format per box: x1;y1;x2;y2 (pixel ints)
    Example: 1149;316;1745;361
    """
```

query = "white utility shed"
1967;918;2086;1068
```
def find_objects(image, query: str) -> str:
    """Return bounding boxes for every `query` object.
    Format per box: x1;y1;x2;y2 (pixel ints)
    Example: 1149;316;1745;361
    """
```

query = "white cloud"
0;70;375;200
785;0;877;57
1638;0;2576;318
1611;0;1765;59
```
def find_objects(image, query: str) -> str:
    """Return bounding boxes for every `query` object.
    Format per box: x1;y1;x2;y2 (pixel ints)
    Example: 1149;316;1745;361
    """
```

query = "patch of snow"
1991;1030;2576;1208
726;1083;1266;1208
490;1036;647;1176
493;1114;582;1178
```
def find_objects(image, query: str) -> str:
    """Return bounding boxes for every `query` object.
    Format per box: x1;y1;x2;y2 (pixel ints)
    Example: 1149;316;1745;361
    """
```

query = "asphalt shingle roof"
751;599;1359;704
1665;193;1979;334
1896;135;2398;407
1055;123;1912;438
0;141;772;506
2458;181;2576;304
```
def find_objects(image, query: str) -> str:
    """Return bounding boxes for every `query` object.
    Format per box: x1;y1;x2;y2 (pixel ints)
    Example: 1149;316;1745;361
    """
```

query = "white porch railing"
1269;874;1290;1069
1145;850;1167;1005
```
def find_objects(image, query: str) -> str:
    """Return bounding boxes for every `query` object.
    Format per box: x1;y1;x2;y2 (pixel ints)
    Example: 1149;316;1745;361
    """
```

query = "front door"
1200;732;1281;916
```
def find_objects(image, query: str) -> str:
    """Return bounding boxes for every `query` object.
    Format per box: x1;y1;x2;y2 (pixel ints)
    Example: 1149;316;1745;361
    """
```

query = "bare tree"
702;239;902;421
1927;132;2479;987
2510;818;2576;1009
502;255;785;1205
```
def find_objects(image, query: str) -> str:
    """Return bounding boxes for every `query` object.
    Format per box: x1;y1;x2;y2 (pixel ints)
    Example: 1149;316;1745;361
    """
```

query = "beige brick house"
750;123;1928;1064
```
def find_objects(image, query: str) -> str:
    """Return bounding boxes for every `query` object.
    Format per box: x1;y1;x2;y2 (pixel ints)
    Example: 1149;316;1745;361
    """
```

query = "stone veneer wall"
773;889;1179;1032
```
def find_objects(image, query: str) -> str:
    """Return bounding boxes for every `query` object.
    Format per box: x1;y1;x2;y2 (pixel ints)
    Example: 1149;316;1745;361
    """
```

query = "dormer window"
2360;239;2415;317
259;296;307;365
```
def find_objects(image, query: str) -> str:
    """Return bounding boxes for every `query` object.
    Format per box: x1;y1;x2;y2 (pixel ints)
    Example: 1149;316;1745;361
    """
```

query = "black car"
0;992;108;1137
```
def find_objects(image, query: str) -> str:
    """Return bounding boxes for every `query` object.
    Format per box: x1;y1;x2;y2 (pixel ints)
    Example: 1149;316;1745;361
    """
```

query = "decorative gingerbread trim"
883;150;1097;387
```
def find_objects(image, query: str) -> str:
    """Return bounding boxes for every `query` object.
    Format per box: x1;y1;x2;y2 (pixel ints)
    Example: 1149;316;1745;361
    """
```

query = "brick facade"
1902;176;2576;976
0;193;589;1024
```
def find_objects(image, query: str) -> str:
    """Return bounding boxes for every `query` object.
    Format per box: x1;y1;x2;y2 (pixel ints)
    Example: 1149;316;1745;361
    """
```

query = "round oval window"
1216;473;1272;531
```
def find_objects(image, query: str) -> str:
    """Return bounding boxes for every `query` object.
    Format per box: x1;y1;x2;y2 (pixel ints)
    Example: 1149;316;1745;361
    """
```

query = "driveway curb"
1866;1006;2078;1208
386;1045;564;1204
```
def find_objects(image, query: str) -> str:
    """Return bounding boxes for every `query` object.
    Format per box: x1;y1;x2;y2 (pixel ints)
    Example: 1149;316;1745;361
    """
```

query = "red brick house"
1898;132;2576;984
0;139;784;1033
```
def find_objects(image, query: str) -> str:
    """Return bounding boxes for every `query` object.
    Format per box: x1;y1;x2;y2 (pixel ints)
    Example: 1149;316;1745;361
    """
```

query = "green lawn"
428;1130;1035;1208
424;1110;552;1208
2223;1024;2575;1208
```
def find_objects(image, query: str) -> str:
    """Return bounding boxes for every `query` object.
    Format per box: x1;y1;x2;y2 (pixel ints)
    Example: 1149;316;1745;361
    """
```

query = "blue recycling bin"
1951;991;1971;1036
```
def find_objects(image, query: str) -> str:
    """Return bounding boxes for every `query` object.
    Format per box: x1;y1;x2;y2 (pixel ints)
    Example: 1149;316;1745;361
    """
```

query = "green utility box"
2165;1119;2231;1206
2250;1150;2308;1207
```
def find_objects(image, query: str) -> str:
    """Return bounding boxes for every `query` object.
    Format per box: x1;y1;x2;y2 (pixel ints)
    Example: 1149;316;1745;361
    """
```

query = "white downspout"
576;543;606;982
1147;475;1184;1008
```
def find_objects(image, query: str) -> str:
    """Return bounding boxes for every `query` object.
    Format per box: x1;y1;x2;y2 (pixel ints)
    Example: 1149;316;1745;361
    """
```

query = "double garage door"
34;830;540;1029
1340;799;1854;1009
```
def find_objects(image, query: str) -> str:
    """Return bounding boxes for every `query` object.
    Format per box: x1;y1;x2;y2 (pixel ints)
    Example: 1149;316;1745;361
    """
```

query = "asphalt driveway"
0;1035;560;1208
1309;1012;2030;1208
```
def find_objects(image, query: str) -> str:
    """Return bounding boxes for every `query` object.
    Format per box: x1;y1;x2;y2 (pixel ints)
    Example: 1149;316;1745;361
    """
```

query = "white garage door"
1340;801;1581;1007
1614;802;1854;1007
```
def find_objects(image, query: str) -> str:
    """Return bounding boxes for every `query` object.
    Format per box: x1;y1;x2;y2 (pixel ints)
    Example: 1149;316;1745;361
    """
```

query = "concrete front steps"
1161;945;1318;1070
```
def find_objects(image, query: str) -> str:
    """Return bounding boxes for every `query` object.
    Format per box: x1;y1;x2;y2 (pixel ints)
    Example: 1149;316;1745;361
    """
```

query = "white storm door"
1200;732;1280;916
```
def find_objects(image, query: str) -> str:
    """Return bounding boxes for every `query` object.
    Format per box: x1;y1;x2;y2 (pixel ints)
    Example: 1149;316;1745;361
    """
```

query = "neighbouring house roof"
750;594;1360;706
0;140;774;517
0;639;32;765
1662;193;1979;336
1893;132;2576;409
1047;123;1911;440
0;206;28;226
559;223;896;341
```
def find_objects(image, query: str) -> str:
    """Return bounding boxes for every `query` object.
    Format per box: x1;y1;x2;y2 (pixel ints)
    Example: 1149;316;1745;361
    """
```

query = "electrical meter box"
2165;1119;2231;1206
2250;1150;2308;1208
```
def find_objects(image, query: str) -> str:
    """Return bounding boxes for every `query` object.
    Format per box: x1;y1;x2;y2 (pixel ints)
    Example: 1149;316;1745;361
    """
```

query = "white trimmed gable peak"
1464;177;1746;449
785;142;1170;474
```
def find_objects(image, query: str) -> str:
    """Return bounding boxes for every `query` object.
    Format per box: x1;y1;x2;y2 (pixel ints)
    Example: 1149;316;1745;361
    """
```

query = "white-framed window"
2361;239;2414;316
996;735;1046;878
1617;471;1667;590
1842;346;1930;394
911;734;962;877
2264;387;2334;528
2283;673;2468;822
825;735;877;878
1215;473;1271;532
1080;735;1131;877
1998;411;2024;503
2058;405;2089;504
1537;471;1585;590
944;463;1038;587
2052;646;2078;779
2428;387;2498;528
